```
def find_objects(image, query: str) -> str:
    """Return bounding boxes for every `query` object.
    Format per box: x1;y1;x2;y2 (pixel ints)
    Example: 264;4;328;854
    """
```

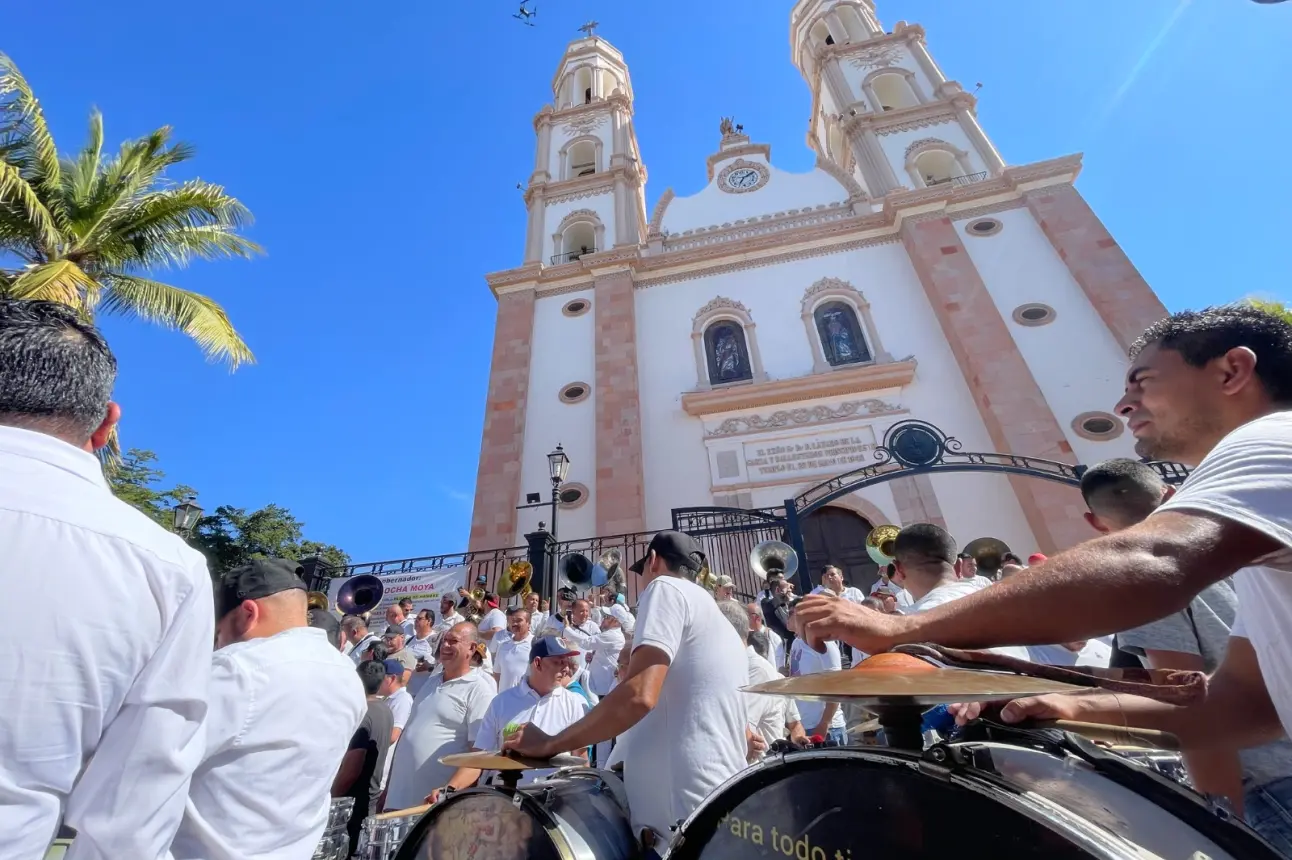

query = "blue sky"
9;0;1289;564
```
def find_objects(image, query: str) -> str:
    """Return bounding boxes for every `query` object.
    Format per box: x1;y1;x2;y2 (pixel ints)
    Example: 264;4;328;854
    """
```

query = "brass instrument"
694;555;719;591
335;574;385;616
502;560;533;596
599;548;621;576
471;587;487;601
749;540;799;581
558;553;594;586
306;591;330;612
865;525;901;566
963;536;1012;574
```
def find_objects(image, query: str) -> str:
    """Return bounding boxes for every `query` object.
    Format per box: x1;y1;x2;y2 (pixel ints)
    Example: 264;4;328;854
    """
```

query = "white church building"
469;0;1167;581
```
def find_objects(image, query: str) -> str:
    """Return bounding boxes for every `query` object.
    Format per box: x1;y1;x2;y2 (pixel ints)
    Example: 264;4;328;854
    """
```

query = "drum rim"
389;783;583;860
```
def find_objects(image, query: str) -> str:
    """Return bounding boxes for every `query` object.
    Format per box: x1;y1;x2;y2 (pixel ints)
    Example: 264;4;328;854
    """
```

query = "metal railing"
926;171;989;188
550;247;596;265
334;545;530;596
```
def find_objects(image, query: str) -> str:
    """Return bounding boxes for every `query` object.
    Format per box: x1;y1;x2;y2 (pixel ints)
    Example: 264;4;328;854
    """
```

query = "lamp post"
546;443;571;542
172;496;203;540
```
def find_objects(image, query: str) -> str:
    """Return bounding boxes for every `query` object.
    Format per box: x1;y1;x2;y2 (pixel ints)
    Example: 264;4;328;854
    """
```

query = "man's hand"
948;689;1123;726
746;727;767;759
792;594;908;654
425;787;445;805
501;722;559;759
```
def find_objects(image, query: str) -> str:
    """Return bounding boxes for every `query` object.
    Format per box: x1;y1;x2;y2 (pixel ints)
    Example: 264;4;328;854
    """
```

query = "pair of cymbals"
745;665;1082;706
439;751;586;771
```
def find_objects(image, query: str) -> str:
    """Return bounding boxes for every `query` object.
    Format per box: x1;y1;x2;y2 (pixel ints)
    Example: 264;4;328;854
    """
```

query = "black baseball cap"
629;530;706;575
216;558;307;619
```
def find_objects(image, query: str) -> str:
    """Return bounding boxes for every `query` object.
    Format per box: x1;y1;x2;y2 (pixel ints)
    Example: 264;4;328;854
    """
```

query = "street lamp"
546;444;571;541
172;496;203;538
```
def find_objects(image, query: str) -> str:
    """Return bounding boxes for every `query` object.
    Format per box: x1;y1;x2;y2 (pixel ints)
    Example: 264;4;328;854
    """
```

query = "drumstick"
1034;719;1181;751
373;803;431;820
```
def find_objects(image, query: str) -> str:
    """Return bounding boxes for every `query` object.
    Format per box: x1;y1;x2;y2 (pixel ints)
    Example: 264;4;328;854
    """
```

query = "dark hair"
398;597;413;608
1080;458;1167;523
1001;552;1023;566
860;596;886;613
821;565;841;577
0;300;117;442
747;629;771;660
356;660;385;696
894;523;958;567
417;608;436;624
1131;305;1292;405
366;643;389;663
307;608;341;646
506;606;530;619
484;592;499;603
341;615;367;636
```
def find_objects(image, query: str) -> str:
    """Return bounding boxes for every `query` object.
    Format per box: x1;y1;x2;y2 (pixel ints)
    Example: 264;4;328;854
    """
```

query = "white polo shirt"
476;679;589;785
494;633;534;692
384;668;496;810
788;638;847;732
479;608;508;653
170;627;366;860
0;427;214;860
746;647;799;758
811;584;867;603
585;627;626;696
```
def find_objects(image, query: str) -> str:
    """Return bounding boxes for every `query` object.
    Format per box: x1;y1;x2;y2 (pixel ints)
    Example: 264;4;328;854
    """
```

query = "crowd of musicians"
2;297;1292;860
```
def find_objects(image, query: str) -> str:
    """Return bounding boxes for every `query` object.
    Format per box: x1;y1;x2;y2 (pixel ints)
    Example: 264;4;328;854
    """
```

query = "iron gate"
671;506;788;600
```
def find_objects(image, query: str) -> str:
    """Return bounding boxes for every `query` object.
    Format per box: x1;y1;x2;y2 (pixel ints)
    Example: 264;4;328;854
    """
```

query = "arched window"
574;67;593;105
551;210;605;265
914;150;959;186
866;71;922;112
704;322;753;384
814;301;870;367
568;140;597;178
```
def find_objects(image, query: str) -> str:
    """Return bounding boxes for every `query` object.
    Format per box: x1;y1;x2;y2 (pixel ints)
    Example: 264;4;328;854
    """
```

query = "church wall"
517;288;598;541
550;118;615;182
926;472;1044;556
542;190;617;264
660;157;848;238
954;207;1140;469
633;241;1038;548
878;122;988;185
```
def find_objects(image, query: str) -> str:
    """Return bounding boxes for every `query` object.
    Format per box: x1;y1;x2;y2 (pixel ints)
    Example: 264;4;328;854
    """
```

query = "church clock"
717;159;769;194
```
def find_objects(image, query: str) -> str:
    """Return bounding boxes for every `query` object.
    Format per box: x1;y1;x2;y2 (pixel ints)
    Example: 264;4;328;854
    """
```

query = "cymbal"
745;667;1082;706
438;751;586;771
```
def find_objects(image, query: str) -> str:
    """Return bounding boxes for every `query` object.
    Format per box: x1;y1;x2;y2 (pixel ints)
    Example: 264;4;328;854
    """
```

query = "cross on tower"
578;21;599;37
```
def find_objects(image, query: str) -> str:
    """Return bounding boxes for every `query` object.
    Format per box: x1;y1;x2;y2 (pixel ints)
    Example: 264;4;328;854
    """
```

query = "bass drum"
393;767;636;860
664;744;1280;860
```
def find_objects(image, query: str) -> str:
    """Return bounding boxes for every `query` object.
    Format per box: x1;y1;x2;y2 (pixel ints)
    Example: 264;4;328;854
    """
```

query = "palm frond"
63;108;104;209
0;160;63;252
100;272;254;368
87;180;257;267
7;259;96;306
73;131;198;251
0;53;66;228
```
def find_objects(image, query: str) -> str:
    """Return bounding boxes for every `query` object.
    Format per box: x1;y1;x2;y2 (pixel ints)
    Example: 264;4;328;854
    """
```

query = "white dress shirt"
170;627;366;860
585;628;626;696
476;679;589;785
494;633;534;692
0;427;214;860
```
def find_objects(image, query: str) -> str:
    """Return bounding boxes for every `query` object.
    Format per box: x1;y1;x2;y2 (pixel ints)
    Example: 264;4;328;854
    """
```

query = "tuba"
865;525;901;566
335;574;384;616
471;587;487;602
749;540;799;582
558;553;595;586
306;591;330;612
502;560;533;596
963;536;1011;574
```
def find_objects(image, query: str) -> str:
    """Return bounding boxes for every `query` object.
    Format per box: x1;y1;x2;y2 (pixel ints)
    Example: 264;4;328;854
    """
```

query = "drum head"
393;788;562;860
667;750;1104;860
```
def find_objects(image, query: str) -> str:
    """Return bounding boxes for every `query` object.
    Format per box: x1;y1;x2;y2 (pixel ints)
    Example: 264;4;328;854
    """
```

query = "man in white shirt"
380;660;415;742
171;559;366;860
494;608;535;692
478;594;508;656
342;615;380;664
548;598;601;686
433;595;465;636
397;598;417;637
954;553;996;591
745;601;785;671
793;305;1292;753
869;565;915;610
811;565;867;603
717;601;807;759
505;531;748;857
0;301;214;860
787;598;849;744
384;623;496;810
585;604;631;697
436;636;590;797
523;591;547;637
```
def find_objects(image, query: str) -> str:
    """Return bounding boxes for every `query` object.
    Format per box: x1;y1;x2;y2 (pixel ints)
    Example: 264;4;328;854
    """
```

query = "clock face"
726;167;761;190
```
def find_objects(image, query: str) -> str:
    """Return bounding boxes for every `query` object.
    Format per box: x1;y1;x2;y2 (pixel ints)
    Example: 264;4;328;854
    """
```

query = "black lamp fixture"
172;496;203;536
547;443;571;487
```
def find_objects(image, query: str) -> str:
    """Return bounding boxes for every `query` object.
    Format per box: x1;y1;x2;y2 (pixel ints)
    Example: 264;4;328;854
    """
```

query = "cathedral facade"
468;0;1166;568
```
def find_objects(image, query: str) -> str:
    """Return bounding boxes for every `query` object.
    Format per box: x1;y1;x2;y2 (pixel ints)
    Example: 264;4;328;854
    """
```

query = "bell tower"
523;27;648;267
790;0;1006;197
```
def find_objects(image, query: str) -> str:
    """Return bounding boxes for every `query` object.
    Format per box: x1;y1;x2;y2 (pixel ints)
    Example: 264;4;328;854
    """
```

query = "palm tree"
0;52;261;369
1246;298;1292;325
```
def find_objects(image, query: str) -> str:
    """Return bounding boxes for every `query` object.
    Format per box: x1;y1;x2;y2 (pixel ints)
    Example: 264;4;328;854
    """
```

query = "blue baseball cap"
382;659;405;676
530;635;580;660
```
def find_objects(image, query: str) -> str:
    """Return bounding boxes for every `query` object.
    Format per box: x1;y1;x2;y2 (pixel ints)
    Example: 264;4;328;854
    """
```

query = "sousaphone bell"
963;536;1012;574
558;552;604;587
502;560;533;596
866;524;901;566
335;574;385;616
749;540;799;582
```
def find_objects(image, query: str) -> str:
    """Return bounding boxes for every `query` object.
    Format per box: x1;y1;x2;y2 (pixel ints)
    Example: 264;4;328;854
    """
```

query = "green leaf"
8;260;96;305
99;272;254;368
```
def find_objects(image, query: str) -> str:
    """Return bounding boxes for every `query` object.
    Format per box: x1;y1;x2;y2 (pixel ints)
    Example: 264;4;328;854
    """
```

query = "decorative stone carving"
813;154;866;200
555;208;603;234
647;187;675;237
847;42;904;71
803;276;861;302
561;113;607;135
903;137;953;159
706;398;904;437
692;296;749;324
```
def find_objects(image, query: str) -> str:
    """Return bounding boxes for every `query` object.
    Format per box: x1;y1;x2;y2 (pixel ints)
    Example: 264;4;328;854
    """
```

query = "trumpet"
865;525;901;566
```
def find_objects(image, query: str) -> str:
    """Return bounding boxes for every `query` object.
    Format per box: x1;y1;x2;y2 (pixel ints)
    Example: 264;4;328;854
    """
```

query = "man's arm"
811;702;840;736
796;511;1278;654
332;747;366;796
64;564;214;860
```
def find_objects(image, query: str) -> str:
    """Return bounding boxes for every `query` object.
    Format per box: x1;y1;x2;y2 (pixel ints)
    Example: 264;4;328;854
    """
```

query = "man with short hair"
760;573;794;646
385;604;411;639
0;301;215;860
523;591;547;636
505;531;748;857
342;615;380;663
334;661;393;855
436;636;591;798
433;595;465;636
381;624;418;682
406;609;436;663
787;596;848;745
812;565;866;603
746;601;785;671
384;623;497;811
795;306;1292;772
478;593;508;656
718;600;806;760
397;598;417;637
870;563;915;610
171;559;366;860
549;597;602;687
494;608;535;692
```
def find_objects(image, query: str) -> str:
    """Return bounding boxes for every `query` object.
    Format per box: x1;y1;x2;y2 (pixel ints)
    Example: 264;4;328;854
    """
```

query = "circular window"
1011;303;1057;327
965;218;1003;237
1072;411;1124;441
558;382;590;404
557;482;589;509
562;298;591;317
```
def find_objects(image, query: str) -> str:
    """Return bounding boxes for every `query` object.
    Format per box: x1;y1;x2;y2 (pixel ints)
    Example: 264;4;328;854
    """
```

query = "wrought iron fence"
550;247;596;265
672;507;789;601
927;171;989;188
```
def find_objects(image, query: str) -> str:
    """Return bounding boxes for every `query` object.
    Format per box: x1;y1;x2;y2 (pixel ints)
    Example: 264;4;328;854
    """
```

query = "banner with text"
327;567;467;620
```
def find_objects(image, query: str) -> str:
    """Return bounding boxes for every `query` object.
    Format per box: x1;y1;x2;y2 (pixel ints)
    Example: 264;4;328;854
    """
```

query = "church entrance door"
800;507;878;593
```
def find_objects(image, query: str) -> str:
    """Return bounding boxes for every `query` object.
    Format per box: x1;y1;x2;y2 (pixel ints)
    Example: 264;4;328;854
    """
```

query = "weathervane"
578;20;599;37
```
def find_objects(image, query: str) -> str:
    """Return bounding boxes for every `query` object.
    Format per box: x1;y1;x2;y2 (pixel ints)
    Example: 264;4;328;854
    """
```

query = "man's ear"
87;402;122;452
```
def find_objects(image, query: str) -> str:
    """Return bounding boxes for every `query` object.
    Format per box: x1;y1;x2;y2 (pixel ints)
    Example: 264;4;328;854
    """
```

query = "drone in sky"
513;1;537;26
